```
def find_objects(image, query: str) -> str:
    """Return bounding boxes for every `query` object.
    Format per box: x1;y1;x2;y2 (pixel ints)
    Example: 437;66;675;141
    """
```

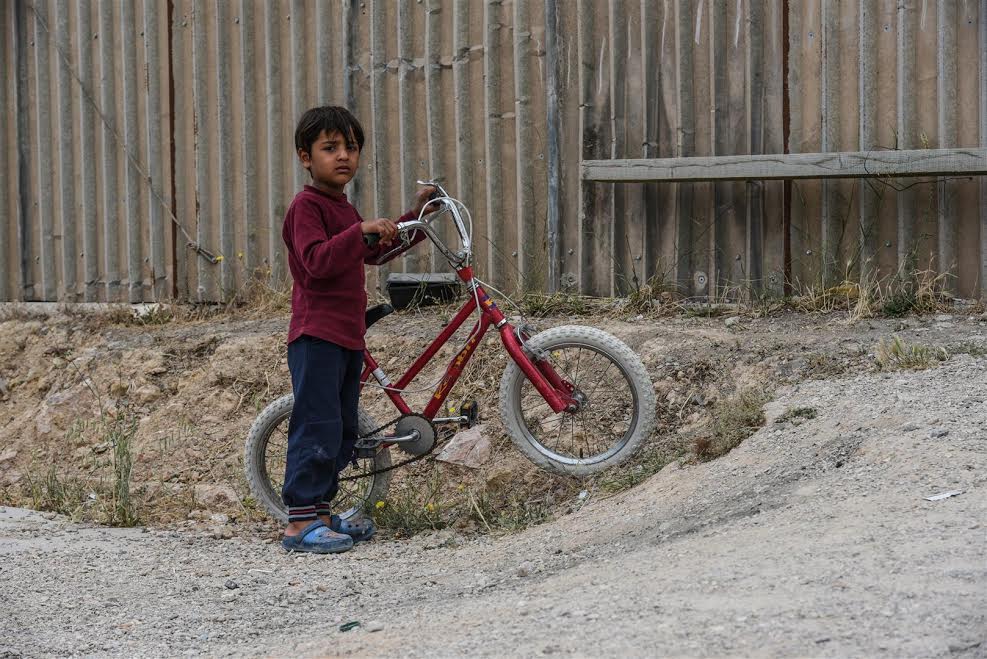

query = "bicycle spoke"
571;348;582;387
582;361;615;402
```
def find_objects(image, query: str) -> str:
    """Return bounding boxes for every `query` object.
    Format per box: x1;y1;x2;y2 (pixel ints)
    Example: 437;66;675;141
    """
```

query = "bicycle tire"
499;325;656;477
243;394;392;523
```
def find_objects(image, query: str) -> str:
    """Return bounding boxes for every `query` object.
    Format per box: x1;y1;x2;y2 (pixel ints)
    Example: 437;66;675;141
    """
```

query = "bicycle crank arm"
386;429;422;444
357;414;437;457
356;429;420;449
432;415;469;425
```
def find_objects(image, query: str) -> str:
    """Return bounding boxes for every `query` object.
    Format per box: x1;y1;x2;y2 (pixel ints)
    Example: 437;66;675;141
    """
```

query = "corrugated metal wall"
1;0;985;303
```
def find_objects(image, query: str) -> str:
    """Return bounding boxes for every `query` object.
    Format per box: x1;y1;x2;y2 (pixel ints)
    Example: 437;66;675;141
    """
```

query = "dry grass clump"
791;280;863;314
519;292;593;318
225;274;292;316
0;304;49;322
370;463;572;537
693;387;770;461
875;335;948;371
852;269;953;320
23;408;140;526
624;275;680;315
791;268;953;321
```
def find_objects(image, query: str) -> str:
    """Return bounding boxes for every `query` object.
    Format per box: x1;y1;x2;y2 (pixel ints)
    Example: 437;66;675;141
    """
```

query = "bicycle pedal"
459;400;480;428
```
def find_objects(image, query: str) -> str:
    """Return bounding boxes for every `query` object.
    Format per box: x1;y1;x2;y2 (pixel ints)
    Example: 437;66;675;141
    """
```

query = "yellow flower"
424;503;435;512
375;500;386;509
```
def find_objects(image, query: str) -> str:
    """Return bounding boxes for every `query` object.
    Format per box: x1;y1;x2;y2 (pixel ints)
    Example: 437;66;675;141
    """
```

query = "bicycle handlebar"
367;179;472;268
362;181;444;251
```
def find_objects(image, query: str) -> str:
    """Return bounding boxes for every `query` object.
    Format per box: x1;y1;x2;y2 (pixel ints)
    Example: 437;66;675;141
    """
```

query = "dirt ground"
0;302;985;656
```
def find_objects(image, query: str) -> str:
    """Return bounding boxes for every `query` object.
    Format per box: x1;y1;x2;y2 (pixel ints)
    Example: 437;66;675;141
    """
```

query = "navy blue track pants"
282;335;363;522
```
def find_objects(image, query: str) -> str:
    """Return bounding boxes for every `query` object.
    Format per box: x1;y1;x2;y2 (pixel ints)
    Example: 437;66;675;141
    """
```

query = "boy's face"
298;129;361;194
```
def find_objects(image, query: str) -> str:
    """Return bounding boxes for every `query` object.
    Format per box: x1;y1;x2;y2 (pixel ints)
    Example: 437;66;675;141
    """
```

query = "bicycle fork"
498;323;578;413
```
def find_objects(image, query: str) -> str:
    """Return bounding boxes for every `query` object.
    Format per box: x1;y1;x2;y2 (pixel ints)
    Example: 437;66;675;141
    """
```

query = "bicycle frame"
360;265;577;422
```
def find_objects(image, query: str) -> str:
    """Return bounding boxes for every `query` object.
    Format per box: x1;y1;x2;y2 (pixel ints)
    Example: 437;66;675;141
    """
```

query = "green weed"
693;387;770;461
596;447;678;494
371;469;446;536
875;335;948;371
776;406;818;423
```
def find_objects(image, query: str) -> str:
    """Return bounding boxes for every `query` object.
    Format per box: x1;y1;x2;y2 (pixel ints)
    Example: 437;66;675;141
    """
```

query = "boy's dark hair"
294;106;365;154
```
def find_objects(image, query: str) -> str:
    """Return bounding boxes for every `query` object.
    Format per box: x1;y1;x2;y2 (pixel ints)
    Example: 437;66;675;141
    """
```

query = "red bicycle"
245;182;656;522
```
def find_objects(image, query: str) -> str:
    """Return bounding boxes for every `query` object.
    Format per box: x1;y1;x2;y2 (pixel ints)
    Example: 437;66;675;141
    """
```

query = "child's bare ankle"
284;520;314;536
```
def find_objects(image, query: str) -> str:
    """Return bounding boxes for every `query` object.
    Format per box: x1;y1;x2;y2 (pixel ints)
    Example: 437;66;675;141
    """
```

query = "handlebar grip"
363;232;381;248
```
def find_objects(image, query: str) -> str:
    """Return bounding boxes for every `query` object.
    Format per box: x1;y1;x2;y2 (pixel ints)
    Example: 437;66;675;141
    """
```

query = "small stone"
435;424;492;468
194;483;240;508
221;592;237;602
928;428;949;439
901;422;920;432
225;580;239;590
724;316;741;328
143;360;168;376
365;621;384;633
135;384;162;404
517;561;535;577
841;341;863;355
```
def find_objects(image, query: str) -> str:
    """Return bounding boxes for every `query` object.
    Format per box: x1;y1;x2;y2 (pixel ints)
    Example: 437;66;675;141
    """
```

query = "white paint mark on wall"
734;0;742;47
694;0;703;44
920;0;927;30
661;0;668;55
597;39;606;97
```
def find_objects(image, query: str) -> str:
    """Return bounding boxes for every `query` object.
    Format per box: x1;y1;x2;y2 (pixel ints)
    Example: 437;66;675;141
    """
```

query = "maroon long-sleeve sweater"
282;185;415;350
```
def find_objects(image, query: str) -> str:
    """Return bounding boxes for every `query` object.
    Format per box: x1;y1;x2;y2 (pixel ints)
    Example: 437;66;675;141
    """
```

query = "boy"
281;105;434;553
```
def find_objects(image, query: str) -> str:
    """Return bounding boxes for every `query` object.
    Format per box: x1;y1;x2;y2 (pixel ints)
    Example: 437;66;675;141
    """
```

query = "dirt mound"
0;305;984;539
1;351;984;656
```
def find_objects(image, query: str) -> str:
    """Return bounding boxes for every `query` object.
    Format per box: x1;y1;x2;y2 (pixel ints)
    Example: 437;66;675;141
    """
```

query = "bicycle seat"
365;303;394;329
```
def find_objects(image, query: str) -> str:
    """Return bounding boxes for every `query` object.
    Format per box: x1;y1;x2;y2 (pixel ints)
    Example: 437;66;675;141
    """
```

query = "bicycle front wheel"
499;326;656;477
243;394;392;523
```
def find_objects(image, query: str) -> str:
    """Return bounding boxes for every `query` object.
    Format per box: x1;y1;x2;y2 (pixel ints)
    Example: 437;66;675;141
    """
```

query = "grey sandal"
281;520;354;554
329;513;376;542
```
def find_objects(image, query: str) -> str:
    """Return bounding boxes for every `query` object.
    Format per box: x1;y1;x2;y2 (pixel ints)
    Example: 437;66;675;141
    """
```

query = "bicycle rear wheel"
244;394;392;523
499;326;655;477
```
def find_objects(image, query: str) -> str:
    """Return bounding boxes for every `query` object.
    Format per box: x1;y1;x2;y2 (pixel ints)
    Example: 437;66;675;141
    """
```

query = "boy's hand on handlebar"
361;218;398;247
411;185;441;217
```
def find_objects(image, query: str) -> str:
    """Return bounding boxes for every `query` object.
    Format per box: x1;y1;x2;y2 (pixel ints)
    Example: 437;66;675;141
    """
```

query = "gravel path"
2;356;985;657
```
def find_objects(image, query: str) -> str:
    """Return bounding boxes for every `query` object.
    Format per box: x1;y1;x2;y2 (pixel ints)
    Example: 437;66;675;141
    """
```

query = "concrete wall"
1;0;984;302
